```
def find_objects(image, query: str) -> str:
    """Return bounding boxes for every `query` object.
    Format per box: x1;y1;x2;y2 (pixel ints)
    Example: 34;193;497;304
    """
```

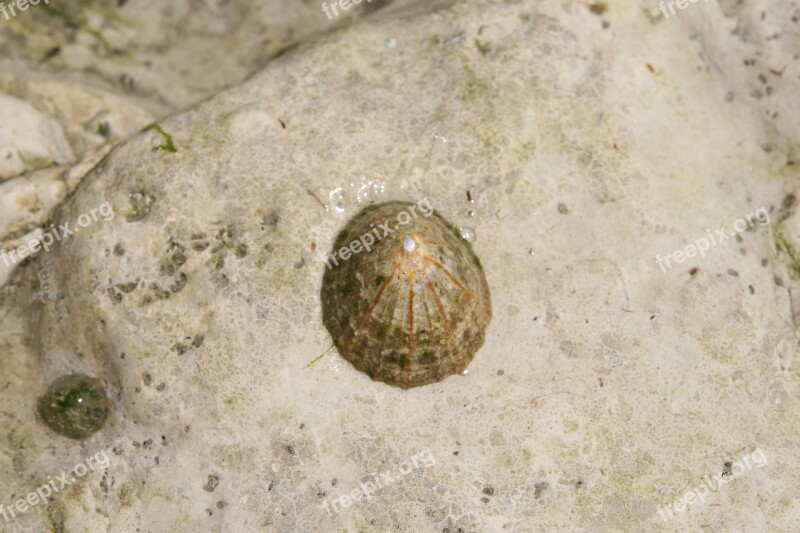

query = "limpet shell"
321;201;492;388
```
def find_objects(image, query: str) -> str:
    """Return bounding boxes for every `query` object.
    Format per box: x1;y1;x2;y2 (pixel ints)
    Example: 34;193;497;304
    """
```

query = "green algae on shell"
38;374;111;440
321;201;492;388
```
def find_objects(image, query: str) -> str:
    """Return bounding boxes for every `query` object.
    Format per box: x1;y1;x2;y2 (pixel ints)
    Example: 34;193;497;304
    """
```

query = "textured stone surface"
0;93;74;182
0;0;799;532
0;0;399;110
0;71;158;287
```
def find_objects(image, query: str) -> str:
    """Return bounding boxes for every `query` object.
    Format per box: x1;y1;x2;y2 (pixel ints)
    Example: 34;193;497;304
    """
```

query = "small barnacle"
204;475;219;492
38;375;111;440
127;192;156;222
321;201;492;388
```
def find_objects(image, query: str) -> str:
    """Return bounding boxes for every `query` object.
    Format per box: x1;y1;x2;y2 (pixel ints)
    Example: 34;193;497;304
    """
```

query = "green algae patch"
38;375;111;440
150;124;178;153
474;38;491;56
305;341;335;369
774;225;800;280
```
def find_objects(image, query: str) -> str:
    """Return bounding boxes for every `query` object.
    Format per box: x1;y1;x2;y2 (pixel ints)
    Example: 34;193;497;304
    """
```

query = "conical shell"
321;201;492;388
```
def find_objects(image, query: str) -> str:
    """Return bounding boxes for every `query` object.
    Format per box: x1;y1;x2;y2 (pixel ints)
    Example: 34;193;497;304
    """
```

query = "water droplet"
328;187;346;213
460;227;476;242
386;37;397;48
433;133;448;143
324;179;386;213
465;209;476;218
354;178;385;204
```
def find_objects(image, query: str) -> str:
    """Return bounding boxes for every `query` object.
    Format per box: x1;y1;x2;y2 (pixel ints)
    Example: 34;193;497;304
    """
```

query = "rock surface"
1;0;799;532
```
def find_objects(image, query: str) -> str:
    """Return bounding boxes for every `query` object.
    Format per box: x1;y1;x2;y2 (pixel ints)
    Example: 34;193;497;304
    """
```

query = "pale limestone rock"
0;1;798;532
0;72;158;288
0;168;67;286
0;93;74;182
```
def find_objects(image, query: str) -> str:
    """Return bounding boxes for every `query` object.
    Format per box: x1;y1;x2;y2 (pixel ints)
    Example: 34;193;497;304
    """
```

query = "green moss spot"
474;39;491;55
420;350;435;364
38;375;110;440
483;485;495;496
150;124;178;153
97;122;110;138
374;274;385;287
775;225;800;280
